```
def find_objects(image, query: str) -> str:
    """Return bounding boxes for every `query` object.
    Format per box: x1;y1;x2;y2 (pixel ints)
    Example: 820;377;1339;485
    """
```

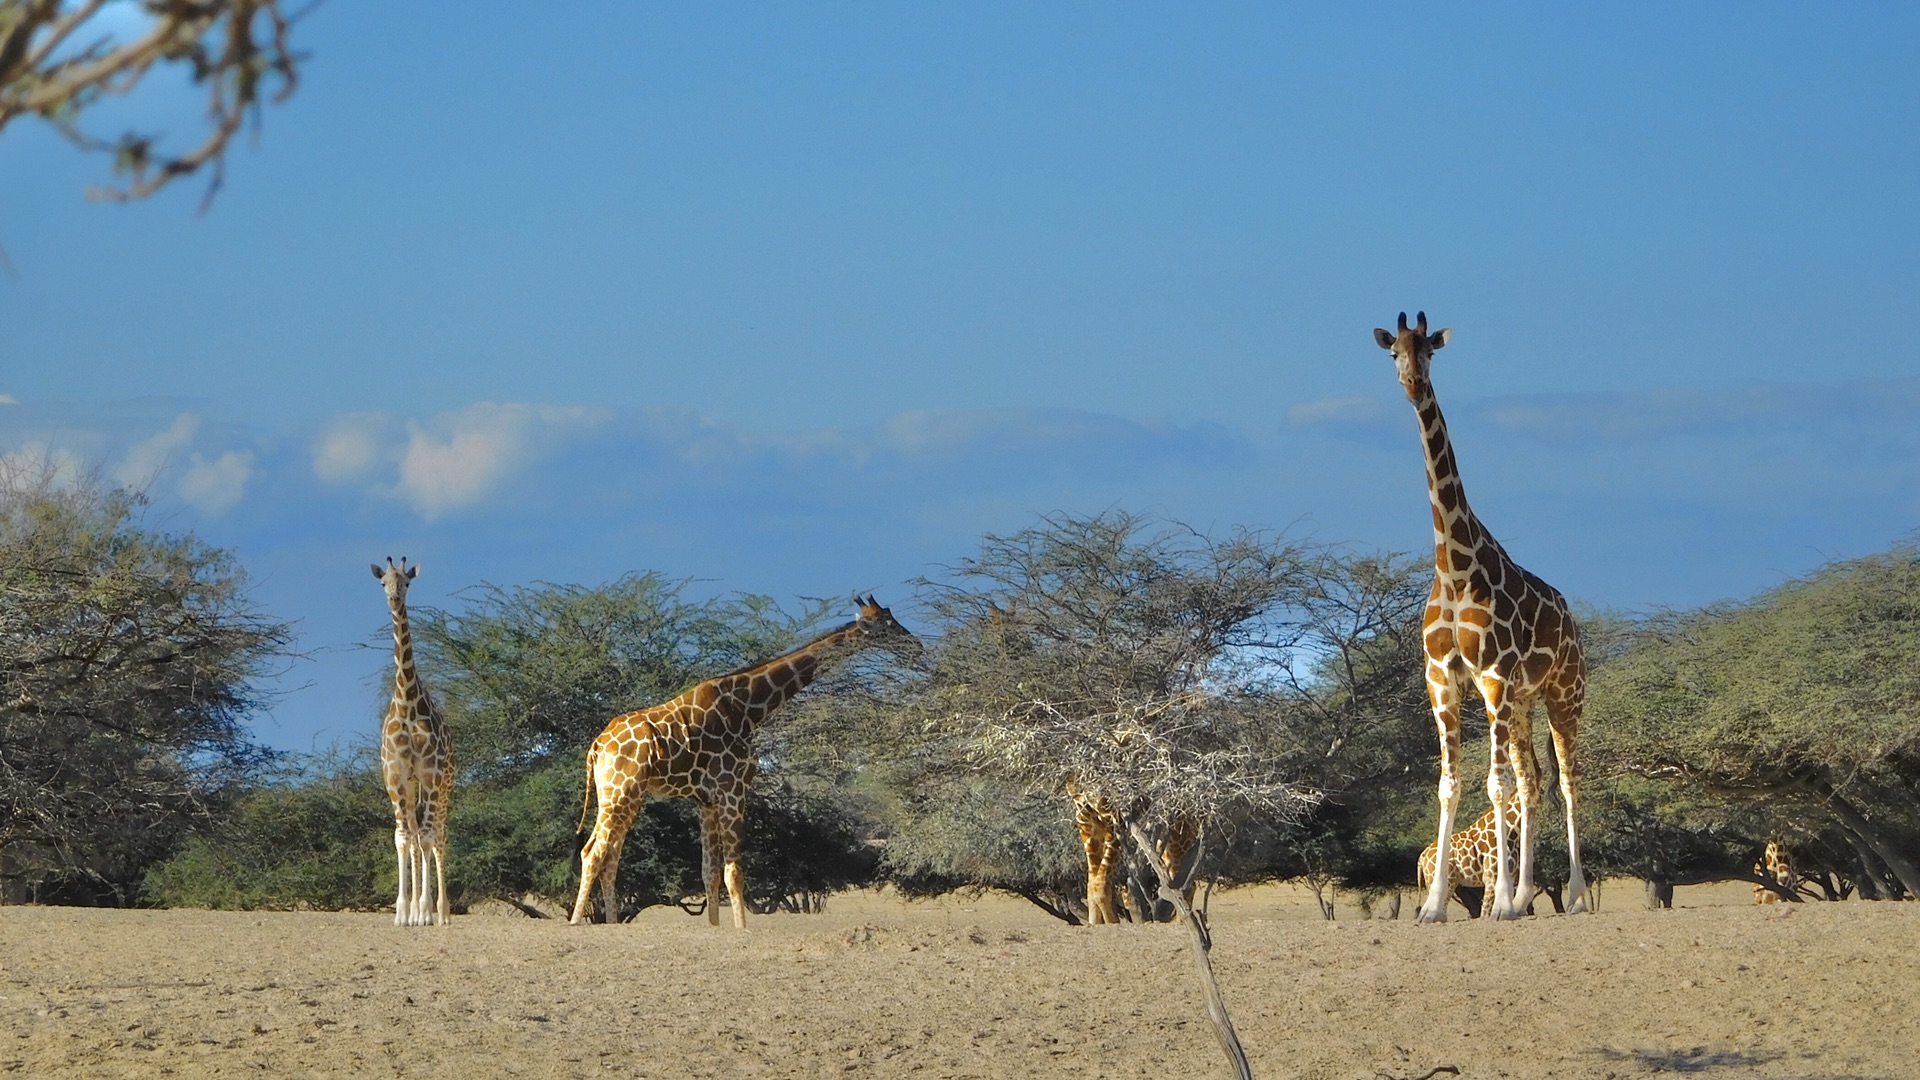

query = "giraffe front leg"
1418;661;1464;925
1547;692;1592;913
431;837;450;927
699;804;724;927
392;825;412;926
1075;800;1118;925
718;798;749;929
1508;695;1543;917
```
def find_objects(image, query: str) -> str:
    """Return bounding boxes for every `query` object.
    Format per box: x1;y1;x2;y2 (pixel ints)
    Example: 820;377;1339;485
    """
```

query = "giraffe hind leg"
1546;691;1592;913
1482;688;1523;921
1507;693;1544;918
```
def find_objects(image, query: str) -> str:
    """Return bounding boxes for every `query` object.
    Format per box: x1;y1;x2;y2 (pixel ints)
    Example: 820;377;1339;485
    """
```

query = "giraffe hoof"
1415;904;1448;925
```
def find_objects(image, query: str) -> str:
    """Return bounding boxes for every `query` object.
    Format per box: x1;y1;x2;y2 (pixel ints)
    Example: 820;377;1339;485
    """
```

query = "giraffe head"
852;594;923;661
1372;310;1453;401
370;556;419;605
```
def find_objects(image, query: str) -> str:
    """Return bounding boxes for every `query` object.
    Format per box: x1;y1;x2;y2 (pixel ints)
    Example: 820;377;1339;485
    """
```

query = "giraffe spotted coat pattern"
1753;840;1796;904
1070;784;1199;925
1417;801;1522;917
570;597;919;928
373;557;453;927
1376;311;1592;923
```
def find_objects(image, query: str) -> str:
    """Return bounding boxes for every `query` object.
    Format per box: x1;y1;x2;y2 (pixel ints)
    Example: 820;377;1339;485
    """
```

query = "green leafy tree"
1584;544;1920;899
144;748;391;910
0;471;290;904
788;511;1321;925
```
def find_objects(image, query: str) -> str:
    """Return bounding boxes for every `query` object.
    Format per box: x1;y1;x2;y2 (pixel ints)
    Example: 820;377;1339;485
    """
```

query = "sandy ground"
2;882;1915;1080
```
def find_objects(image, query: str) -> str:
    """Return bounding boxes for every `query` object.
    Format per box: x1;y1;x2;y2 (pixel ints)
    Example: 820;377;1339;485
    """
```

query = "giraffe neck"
720;621;864;724
1412;385;1487;581
389;598;429;718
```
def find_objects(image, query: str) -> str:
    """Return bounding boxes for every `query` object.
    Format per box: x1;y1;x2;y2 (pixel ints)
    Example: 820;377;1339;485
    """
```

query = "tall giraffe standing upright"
571;596;919;928
372;557;454;927
1375;311;1592;922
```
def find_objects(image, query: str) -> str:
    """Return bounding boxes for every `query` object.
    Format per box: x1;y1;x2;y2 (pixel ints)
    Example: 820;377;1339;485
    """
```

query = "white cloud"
0;394;19;406
315;402;610;519
114;413;201;490
312;414;394;484
179;450;254;514
1286;396;1391;429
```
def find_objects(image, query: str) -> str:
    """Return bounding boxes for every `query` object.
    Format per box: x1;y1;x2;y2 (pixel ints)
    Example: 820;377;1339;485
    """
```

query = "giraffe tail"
575;743;598;845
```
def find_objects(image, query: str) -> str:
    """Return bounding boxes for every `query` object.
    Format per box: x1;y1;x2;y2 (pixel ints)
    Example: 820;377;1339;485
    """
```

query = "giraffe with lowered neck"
1375;311;1592;922
373;556;454;927
571;596;920;927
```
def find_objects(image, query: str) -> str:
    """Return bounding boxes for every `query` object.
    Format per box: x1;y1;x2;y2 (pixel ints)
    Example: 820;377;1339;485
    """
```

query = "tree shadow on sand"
1592;1045;1881;1079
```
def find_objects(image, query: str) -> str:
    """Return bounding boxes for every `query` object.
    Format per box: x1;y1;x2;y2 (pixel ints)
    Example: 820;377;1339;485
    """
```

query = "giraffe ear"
1429;327;1452;350
406;565;419;581
1373;328;1395;350
371;563;385;580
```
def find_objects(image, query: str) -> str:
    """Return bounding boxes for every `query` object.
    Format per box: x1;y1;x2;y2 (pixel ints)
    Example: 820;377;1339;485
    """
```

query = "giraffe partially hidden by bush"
570;596;919;928
1753;840;1796;904
1070;781;1200;925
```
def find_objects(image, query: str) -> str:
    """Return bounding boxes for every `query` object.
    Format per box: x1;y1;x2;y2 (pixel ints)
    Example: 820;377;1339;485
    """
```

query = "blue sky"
2;3;1917;751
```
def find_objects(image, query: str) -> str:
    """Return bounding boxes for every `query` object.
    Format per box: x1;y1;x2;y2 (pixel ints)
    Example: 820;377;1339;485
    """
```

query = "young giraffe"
1417;800;1522;918
571;596;919;927
372;557;453;927
1753;839;1796;904
1375;311;1592;922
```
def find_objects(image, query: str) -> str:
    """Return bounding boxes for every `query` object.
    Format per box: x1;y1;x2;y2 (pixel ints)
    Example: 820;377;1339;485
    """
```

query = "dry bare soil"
3;883;1914;1079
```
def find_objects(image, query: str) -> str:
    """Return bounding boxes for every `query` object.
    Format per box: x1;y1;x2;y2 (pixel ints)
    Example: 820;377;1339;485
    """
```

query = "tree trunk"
1807;776;1920;897
1129;823;1252;1080
1308;877;1336;920
1644;855;1673;909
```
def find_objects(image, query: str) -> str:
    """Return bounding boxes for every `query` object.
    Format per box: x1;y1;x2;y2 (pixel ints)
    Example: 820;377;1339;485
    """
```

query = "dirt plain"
2;881;1914;1080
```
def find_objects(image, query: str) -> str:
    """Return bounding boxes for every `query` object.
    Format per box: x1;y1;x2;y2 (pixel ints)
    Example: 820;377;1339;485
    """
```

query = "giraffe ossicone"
1376;311;1592;923
570;595;920;928
373;555;454;927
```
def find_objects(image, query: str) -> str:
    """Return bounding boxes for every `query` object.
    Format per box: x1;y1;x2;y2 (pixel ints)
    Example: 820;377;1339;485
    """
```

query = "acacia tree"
0;0;301;205
0;472;290;904
1584;544;1920;899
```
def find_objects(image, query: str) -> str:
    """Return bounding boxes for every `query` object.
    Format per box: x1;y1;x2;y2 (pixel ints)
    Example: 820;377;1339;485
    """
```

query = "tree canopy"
0;472;290;904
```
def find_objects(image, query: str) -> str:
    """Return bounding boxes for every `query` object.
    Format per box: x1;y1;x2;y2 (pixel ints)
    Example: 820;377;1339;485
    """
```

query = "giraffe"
570;596;919;928
1753;839;1796;904
1069;781;1201;925
372;556;454;927
1417;800;1523;918
1375;311;1592;923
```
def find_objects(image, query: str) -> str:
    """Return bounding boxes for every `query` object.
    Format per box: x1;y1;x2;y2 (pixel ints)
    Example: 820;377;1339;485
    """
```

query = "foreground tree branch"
1130;820;1251;1080
0;0;303;206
